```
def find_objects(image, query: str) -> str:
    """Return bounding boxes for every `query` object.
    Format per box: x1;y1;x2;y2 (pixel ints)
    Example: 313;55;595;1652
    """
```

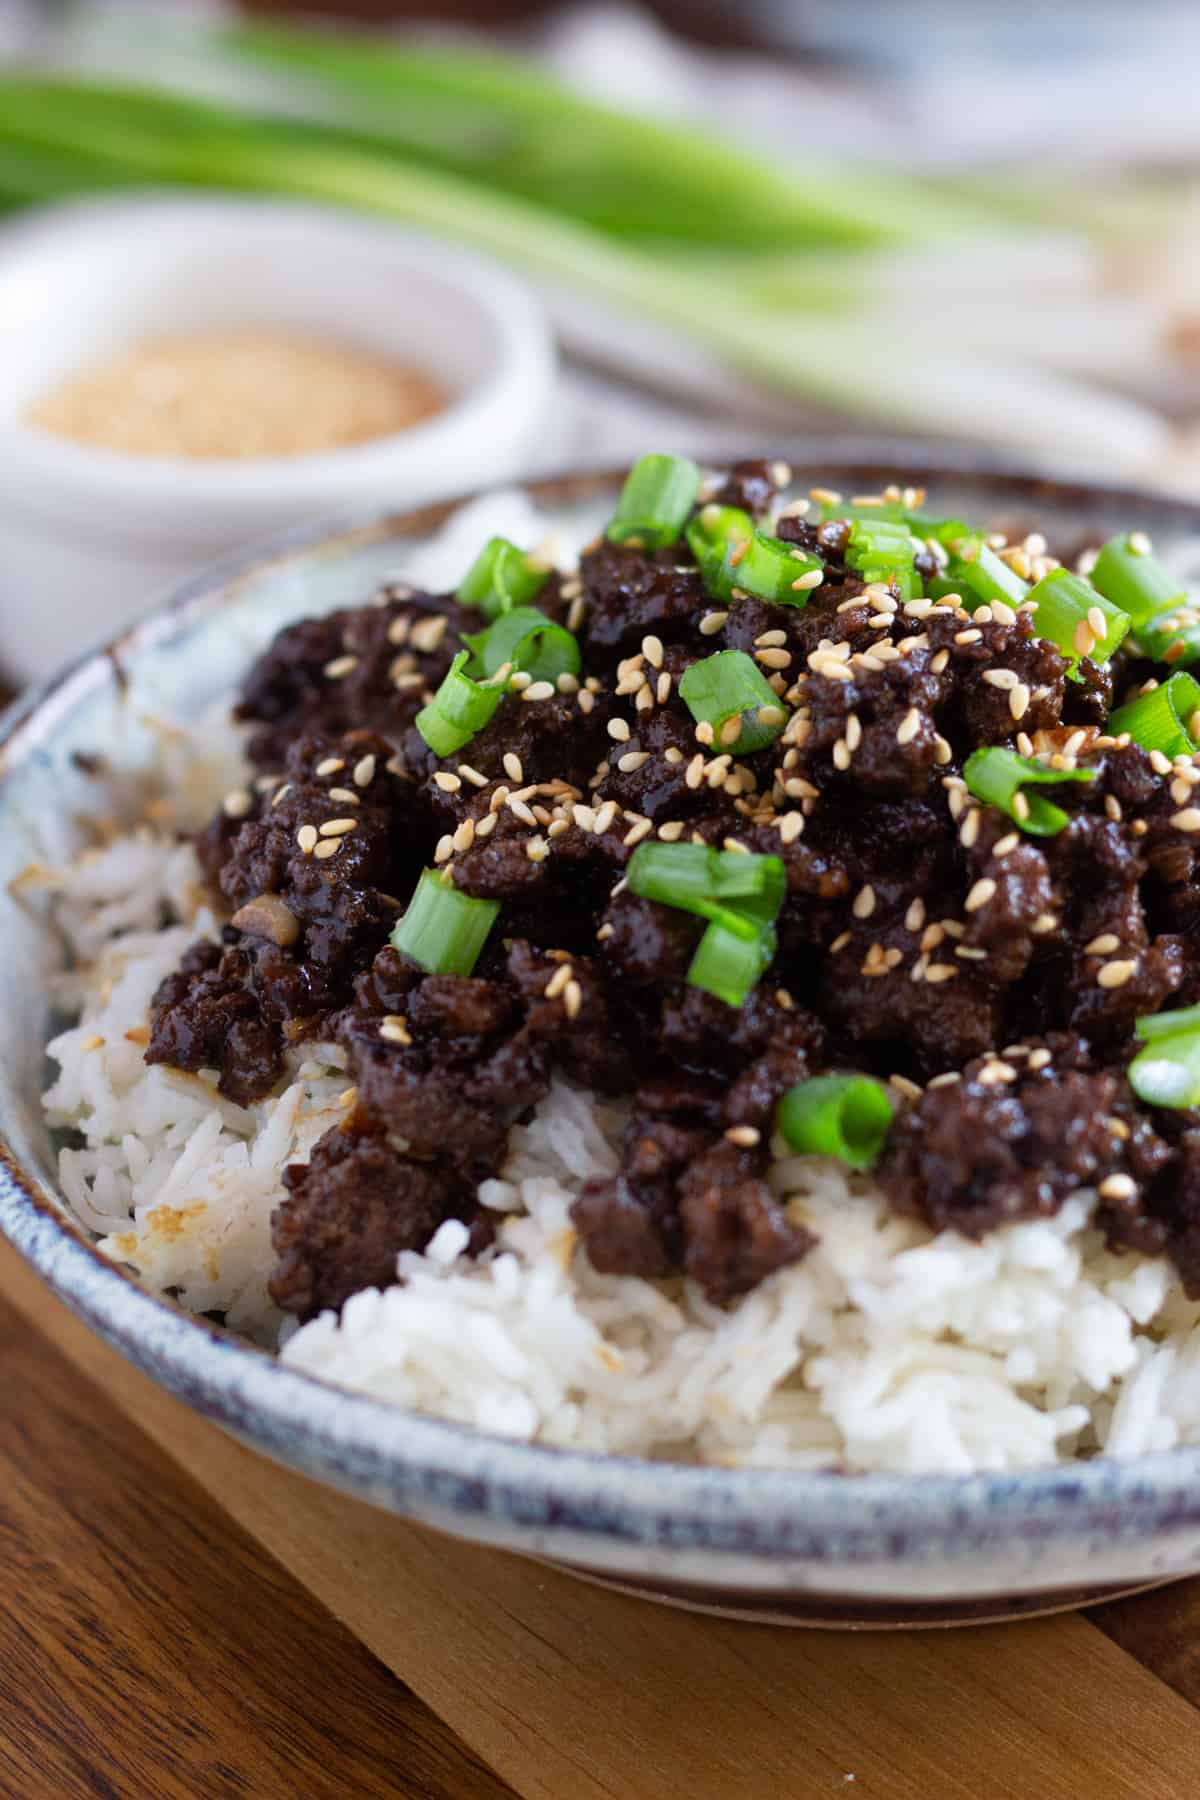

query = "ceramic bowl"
0;194;554;684
6;448;1200;1630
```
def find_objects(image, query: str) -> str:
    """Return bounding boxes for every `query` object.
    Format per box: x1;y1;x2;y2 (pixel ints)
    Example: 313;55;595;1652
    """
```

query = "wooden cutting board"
3;1235;1200;1800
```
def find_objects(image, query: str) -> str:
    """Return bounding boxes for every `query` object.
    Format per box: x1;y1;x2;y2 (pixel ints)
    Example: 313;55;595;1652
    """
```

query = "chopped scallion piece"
606;453;702;550
818;499;909;525
1136;1003;1200;1044
946;538;1028;610
963;745;1096;836
678;649;787;754
1129;1030;1200;1110
1130;604;1200;670
1090;532;1185;627
1108;671;1200;758
464;605;580;684
626;840;786;1008
685;503;820;605
687;916;778;1008
415;649;505;756
457;536;549;621
1026;568;1129;673
390;867;500;977
777;1074;894;1169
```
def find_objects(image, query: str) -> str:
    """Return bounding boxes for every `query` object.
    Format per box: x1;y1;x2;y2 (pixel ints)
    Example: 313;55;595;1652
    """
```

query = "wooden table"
3;1241;1200;1798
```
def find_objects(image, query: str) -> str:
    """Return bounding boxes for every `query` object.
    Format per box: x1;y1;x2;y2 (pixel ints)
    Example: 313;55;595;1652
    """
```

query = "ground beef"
144;460;1200;1317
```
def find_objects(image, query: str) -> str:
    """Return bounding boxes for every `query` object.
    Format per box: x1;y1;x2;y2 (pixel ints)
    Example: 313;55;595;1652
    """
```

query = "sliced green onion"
818;499;909;525
908;515;971;549
777;1074;894;1170
457;536;549;621
845;517;916;570
946;538;1028;610
678;649;787;754
390;867;500;977
857;566;923;600
626;840;785;925
626;840;785;1008
606;453;702;549
686;503;822;606
924;573;968;602
963;745;1096;836
1129;1031;1200;1110
1026;568;1129;672
415;649;505;756
1090;532;1185;627
463;606;580;684
687;917;778;1009
1130;603;1200;670
1136;1003;1200;1044
1108;671;1200;758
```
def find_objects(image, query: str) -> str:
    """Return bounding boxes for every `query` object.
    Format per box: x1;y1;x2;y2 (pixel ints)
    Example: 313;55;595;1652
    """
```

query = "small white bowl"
0;194;555;683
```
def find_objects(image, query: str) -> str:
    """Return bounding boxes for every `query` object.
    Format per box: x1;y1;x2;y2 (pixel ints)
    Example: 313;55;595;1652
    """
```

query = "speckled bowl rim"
5;437;1200;1570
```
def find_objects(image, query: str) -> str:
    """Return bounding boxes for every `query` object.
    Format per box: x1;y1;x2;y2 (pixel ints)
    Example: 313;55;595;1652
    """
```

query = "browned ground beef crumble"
145;462;1200;1319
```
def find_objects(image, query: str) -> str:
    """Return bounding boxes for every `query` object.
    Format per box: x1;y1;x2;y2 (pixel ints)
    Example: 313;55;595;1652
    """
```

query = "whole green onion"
1129;1031;1200;1110
1089;532;1185;627
464;606;580;685
390;867;500;977
606;454;701;549
963;746;1096;836
946;538;1029;610
1026;568;1129;672
415;650;505;756
458;537;549;621
1108;672;1200;758
777;1074;894;1169
678;650;788;754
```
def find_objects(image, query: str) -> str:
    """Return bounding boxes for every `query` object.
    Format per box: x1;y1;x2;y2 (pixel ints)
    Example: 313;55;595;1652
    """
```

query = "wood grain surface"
3;1242;1200;1798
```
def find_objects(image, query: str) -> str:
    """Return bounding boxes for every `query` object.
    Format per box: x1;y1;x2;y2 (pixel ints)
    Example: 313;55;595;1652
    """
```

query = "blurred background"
6;0;1200;679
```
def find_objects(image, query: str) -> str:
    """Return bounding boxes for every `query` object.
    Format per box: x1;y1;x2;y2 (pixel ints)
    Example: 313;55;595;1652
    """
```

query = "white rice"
33;805;1200;1473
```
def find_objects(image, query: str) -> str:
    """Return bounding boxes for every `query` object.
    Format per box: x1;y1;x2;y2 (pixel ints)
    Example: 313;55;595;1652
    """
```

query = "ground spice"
28;329;446;460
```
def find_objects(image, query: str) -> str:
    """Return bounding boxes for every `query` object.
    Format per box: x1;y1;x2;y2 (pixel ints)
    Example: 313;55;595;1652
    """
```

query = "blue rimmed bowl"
6;446;1200;1629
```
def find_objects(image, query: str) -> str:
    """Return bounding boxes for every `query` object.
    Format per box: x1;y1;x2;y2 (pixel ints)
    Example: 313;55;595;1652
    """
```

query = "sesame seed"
955;629;982;646
379;1017;412;1046
1011;792;1030;824
1085;933;1120;955
1172;808;1200;833
525;836;549;862
1087;606;1107;640
777;812;804;844
699;611;729;636
316;757;345;777
433;771;462;792
755;629;788;648
567;596;587;633
991;832;1019;856
510;800;538;827
327;788;360;806
475;812;497;839
323;654;358;680
960;809;981;848
852;884;876;919
223;788;253;819
924;963;959;983
1129;531;1152;556
809;486;841;505
387;616;411;646
715;716;740;748
928;1071;961;1089
576;688;595;715
1032;912;1058;934
791;569;824;592
522;680;556;702
756;647;792;670
1097;959;1137;988
318;818;357;837
965;877;996;912
608;718;631;742
457;763;488;789
500;752;524;785
1028;1048;1052;1070
1009;683;1031;722
890;1074;923;1103
313;838;342;860
563;978;584;1019
658;819;685;841
617;750;650;773
1098;1173;1137;1201
982;668;1018;691
830;931;852;953
509;670;532;692
544;962;572;999
642;634;664;668
833;740;851;772
296;825;318;854
623;818;653;846
725;1124;761;1148
409;615;449;653
896;707;921;746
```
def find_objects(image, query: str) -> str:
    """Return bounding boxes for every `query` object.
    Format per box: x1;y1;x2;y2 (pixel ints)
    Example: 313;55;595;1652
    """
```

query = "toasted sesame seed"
965;877;996;912
544;962;572;999
474;812;497;839
791;569;824;592
1085;933;1120;955
1172;808;1200;833
509;670;532;692
328;788;361;806
755;628;788;648
319;818;357;837
852;884;876;919
1008;683;1031;722
387;616;411;646
410;615;449;653
1011;792;1031;824
1027;1048;1052;1070
510;800;538;828
725;1124;761;1147
623;818;653;846
718;716;743;747
1106;1117;1131;1141
500;752;524;785
777;811;804;844
316;757;345;777
1087;606;1108;641
924;963;959;983
699;611;729;636
955;629;982;646
607;718;631;743
223;788;253;819
313;838;342;860
642;634;664;668
433;771;462;793
960;809;981;848
1097;958;1137;988
563;978;584;1019
982;668;1018;691
567;595;587;633
658;819;685;841
927;1071;961;1089
522;680;556;702
295;825;318;854
1098;1173;1137;1200
525;835;549;863
896;707;922;746
617;750;651;774
379;1017;412;1046
832;740;851;772
324;654;358;681
755;647;792;671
